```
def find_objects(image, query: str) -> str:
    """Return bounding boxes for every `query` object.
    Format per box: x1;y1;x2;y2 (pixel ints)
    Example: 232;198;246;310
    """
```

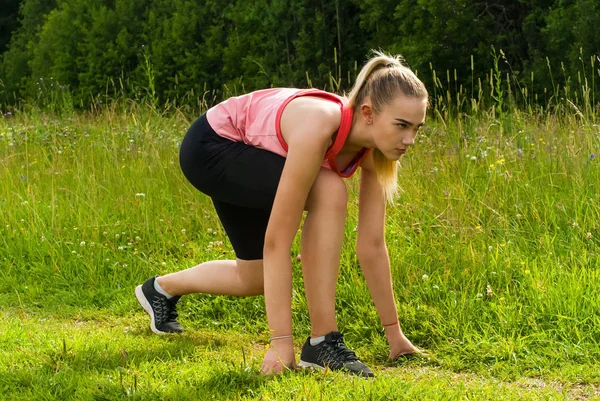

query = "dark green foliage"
0;0;21;53
0;0;599;109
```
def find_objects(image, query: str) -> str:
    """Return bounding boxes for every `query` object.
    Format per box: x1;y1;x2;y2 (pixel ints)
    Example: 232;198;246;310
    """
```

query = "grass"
1;102;599;400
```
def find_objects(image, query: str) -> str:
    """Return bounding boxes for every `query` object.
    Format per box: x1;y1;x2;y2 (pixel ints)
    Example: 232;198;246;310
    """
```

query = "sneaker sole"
299;360;374;378
135;285;166;335
298;360;325;371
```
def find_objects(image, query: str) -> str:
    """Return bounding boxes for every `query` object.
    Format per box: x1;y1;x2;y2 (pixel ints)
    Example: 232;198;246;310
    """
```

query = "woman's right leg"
157;258;264;297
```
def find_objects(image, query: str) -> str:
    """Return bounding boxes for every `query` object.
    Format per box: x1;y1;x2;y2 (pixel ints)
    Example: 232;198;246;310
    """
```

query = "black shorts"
179;113;286;260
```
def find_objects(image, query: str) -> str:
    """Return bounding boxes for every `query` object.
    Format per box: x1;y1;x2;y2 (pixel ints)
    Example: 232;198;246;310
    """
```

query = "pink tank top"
206;88;369;178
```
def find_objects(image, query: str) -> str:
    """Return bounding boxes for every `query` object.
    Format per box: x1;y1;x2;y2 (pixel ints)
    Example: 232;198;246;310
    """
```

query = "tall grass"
1;53;600;399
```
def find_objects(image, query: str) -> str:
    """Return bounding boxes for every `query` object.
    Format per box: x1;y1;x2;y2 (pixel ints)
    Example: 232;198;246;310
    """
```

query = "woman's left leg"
301;168;348;337
298;168;374;377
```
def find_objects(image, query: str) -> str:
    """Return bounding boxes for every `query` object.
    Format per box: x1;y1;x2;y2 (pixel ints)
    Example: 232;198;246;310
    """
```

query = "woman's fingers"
260;346;297;375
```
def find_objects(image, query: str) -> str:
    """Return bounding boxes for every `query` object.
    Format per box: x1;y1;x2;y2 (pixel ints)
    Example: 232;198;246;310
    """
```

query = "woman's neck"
345;112;376;151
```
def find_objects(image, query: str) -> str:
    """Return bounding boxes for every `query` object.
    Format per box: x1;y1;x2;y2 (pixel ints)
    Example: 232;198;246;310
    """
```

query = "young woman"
135;51;428;378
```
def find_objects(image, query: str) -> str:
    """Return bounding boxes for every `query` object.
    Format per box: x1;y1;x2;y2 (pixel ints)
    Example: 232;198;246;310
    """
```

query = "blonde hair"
347;50;428;202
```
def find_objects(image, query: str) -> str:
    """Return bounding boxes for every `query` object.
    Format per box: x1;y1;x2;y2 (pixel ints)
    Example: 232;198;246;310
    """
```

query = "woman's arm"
356;153;418;357
261;101;339;373
356;153;397;325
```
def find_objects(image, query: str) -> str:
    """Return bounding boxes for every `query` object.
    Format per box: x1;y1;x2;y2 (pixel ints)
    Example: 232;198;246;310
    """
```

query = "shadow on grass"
4;360;269;401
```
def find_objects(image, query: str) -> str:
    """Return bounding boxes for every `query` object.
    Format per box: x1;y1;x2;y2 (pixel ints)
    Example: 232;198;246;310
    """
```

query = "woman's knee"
236;259;264;295
306;169;348;212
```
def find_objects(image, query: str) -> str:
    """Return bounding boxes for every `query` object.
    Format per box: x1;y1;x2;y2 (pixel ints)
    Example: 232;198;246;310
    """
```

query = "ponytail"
347;50;428;202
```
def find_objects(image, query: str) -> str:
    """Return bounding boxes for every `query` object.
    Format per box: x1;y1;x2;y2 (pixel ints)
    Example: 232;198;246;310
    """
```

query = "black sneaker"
299;331;374;378
135;276;183;334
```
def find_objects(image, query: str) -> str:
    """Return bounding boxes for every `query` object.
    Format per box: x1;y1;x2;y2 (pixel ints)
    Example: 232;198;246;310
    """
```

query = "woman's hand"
261;339;297;374
385;324;422;360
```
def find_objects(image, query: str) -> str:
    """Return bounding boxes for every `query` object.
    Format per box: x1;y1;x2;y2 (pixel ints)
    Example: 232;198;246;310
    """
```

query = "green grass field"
1;104;599;400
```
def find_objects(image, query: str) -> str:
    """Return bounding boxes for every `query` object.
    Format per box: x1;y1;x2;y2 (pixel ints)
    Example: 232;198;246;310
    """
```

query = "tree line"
1;0;599;111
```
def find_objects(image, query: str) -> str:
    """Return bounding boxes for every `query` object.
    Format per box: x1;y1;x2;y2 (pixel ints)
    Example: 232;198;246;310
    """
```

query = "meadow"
1;80;599;400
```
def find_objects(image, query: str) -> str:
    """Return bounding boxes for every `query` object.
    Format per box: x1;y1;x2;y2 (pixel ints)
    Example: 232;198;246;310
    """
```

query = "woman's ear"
360;103;373;125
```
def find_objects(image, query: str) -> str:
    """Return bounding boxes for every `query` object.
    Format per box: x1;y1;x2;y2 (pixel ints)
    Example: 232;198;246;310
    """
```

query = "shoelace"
152;296;179;326
321;337;360;365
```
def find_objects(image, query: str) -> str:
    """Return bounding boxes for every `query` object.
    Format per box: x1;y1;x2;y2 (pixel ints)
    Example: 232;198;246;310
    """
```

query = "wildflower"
517;148;523;157
587;232;593;239
41;236;46;242
470;156;477;161
489;163;495;169
591;154;595;159
477;293;483;298
161;262;167;267
80;241;86;246
21;201;28;205
118;246;124;250
181;229;186;233
422;274;429;281
135;193;146;197
486;285;493;297
296;254;302;261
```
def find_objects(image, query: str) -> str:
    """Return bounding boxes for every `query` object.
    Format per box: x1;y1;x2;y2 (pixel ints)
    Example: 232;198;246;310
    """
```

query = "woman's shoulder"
279;96;342;148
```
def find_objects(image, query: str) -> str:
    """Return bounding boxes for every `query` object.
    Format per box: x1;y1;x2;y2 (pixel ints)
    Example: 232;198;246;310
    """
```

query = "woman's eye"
397;124;407;129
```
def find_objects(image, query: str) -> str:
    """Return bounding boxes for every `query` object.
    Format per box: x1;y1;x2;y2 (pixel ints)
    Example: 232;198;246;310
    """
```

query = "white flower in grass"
135;193;146;198
161;262;166;267
422;274;429;281
486;285;493;297
80;241;86;246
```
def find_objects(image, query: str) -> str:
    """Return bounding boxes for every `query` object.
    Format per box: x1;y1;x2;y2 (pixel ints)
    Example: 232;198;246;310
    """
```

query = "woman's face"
369;95;427;160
